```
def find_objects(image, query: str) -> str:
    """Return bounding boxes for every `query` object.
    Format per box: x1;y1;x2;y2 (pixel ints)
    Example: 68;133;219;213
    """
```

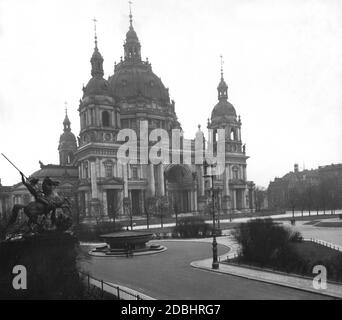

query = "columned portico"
165;164;196;213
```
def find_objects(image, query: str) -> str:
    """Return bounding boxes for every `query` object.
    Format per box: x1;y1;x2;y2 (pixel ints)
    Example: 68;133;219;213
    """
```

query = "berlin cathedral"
0;9;255;222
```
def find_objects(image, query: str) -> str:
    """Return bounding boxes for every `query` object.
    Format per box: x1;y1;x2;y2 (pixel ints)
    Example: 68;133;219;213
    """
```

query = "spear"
1;153;28;179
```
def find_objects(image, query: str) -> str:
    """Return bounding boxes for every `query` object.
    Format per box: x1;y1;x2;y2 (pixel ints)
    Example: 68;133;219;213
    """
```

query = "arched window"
230;129;235;141
83;161;89;179
102;111;110;127
132;166;138;179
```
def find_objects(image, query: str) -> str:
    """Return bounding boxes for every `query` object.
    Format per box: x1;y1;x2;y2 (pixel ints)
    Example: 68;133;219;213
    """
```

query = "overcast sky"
0;0;342;187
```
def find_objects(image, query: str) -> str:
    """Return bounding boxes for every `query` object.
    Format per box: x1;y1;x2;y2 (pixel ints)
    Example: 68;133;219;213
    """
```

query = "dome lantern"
217;55;228;101
90;18;104;78
124;2;142;62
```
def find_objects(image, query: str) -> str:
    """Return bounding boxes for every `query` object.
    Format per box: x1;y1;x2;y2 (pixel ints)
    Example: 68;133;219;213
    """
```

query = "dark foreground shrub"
0;233;86;299
327;254;342;282
173;216;212;238
233;218;302;266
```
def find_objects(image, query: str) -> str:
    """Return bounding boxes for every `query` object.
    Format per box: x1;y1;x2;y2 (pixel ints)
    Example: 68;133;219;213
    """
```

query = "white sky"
0;0;342;188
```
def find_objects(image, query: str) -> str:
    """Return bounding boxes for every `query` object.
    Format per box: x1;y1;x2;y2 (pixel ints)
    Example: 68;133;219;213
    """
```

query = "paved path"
80;240;331;300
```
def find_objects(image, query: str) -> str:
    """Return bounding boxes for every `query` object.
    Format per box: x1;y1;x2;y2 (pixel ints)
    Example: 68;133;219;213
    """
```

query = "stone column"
233;190;236;211
251;188;255;211
242;189;247;209
199;165;205;196
141;191;145;214
118;190;124;216
90;160;98;199
148;164;155;197
197;165;206;213
112;110;115;127
85;192;90;217
222;165;230;214
99;159;104;178
188;192;192;212
117;112;121;128
158;164;165;196
190;191;194;212
194;189;198;211
123;164;129;198
89;159;101;217
223;165;230;197
103;191;108;216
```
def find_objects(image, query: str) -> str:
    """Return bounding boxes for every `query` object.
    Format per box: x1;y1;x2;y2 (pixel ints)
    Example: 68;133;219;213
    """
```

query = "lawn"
291;241;341;262
228;241;342;283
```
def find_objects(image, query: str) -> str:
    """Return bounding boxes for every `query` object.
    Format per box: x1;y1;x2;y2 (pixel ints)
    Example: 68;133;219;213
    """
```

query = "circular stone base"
88;243;167;257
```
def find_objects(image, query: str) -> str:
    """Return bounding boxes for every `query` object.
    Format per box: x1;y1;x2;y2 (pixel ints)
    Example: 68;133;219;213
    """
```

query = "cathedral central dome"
108;63;170;102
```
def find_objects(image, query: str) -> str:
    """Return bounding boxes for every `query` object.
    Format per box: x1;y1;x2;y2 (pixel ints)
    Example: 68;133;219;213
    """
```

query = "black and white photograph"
0;0;341;305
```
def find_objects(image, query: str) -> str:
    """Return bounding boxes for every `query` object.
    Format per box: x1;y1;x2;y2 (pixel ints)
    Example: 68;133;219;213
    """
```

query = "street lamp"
203;162;219;270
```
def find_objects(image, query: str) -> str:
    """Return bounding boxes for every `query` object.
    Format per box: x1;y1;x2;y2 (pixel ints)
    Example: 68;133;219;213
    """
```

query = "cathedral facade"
2;11;255;222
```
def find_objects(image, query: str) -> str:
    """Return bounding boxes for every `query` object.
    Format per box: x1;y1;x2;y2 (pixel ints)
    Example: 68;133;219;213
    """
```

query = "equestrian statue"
1;154;72;236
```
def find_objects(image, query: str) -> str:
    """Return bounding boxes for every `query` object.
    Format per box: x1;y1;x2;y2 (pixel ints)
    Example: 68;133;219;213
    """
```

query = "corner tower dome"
58;106;77;166
211;58;237;123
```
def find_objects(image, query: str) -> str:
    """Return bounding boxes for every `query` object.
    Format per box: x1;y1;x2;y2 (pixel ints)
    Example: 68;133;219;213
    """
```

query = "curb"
191;260;342;299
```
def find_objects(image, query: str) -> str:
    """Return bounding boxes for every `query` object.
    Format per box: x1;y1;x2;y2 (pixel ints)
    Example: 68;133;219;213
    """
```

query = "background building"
0;179;12;220
268;163;342;212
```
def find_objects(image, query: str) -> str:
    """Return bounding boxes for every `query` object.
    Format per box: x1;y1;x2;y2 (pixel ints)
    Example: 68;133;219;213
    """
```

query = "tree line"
269;175;342;214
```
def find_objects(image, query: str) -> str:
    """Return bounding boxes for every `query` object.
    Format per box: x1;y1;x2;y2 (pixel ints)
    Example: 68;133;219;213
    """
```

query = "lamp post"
217;190;222;230
204;162;219;270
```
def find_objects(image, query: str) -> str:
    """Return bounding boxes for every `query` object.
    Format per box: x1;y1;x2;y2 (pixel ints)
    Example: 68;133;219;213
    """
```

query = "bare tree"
255;186;267;212
108;196;123;228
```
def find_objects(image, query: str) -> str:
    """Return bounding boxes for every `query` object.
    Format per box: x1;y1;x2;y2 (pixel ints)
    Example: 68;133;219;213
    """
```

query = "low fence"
79;271;145;300
305;238;342;252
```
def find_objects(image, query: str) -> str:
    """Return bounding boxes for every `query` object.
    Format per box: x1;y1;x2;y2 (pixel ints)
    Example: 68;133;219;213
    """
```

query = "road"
80;241;331;300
